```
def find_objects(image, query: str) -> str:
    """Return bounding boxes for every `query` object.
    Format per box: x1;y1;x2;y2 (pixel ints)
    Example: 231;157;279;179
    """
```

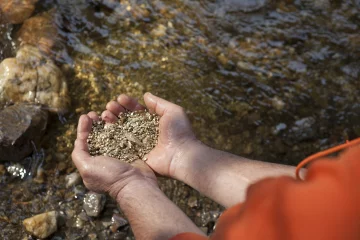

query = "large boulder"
0;0;38;24
0;103;48;162
0;45;70;113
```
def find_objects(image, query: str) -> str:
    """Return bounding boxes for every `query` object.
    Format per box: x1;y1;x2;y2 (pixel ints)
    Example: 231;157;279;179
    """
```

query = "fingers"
87;111;100;121
117;94;145;111
101;110;118;123
144;92;182;116
77;114;93;140
72;115;92;171
106;100;126;116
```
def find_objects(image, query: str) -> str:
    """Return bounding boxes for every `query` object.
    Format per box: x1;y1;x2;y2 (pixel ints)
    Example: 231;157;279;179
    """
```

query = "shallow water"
0;0;359;238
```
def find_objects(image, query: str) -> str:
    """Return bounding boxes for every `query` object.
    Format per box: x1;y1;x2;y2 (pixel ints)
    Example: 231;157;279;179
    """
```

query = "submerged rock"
65;172;82;188
0;104;48;162
0;45;70;113
17;10;61;55
221;0;267;13
0;0;38;24
83;192;106;217
23;211;58;239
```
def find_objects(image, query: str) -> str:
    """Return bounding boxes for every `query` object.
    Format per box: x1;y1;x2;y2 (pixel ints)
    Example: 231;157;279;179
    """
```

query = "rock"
0;0;38;24
6;163;27;179
289;117;316;142
273;123;287;135
65;172;82;188
222;0;267;13
288;61;307;73
23;211;58;239
0;45;70;113
0;104;48;162
151;24;167;37
17;11;61;55
83;192;106;217
110;214;128;233
187;196;198;208
271;96;285;111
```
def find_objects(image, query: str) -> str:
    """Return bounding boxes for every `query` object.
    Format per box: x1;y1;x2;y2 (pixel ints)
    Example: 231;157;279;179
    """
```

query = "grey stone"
65;172;82;188
289;117;316;142
83;192;106;217
222;0;267;13
0;104;48;162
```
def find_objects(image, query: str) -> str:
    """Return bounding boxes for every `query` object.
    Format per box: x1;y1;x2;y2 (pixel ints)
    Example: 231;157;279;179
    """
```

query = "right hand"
101;92;197;177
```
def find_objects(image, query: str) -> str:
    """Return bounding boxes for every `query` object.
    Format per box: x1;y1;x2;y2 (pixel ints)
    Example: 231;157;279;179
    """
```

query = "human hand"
100;93;197;177
71;112;157;201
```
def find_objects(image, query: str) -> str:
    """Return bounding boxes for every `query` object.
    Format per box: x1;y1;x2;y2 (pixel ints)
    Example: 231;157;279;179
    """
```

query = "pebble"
83;192;106;217
65;172;82;188
187;196;198;208
23;211;58;239
151;24;167;37
273;123;287;135
271;96;285;111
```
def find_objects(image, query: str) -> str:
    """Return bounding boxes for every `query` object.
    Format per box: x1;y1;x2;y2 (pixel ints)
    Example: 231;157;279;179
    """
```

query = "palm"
99;93;196;177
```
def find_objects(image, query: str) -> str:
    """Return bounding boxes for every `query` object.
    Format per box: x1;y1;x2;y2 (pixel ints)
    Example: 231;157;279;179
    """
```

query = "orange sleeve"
171;145;360;240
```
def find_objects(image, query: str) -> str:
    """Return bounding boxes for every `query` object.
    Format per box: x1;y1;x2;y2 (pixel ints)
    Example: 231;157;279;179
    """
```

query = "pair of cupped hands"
72;93;196;201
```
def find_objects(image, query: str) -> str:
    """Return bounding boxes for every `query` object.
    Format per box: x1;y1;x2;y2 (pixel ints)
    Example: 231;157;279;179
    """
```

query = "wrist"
170;138;208;180
116;177;159;205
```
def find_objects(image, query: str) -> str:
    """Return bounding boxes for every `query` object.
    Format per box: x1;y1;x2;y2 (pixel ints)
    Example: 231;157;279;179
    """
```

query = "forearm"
172;140;299;208
117;180;205;240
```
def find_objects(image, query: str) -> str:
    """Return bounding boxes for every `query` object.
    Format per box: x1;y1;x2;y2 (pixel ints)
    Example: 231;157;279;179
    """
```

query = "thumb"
144;92;182;116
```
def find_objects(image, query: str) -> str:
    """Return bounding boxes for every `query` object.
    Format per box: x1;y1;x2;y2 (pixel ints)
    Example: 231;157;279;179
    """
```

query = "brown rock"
23;211;58;239
0;103;48;162
0;0;38;24
0;45;70;113
17;11;60;55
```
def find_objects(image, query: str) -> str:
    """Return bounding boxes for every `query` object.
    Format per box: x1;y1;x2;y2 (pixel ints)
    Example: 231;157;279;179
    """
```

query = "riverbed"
0;0;359;239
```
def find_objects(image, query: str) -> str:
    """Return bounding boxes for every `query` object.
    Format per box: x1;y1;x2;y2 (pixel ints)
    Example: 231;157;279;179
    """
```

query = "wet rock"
17;11;61;56
110;214;128;233
187;196;198;208
151;24;167;37
273;123;287;135
0;45;70;113
23;211;58;239
222;0;267;12
65;172;82;188
83;192;106;217
0;0;38;24
271;96;285;111
289;117;316;142
0;104;48;162
6;163;28;179
288;61;307;73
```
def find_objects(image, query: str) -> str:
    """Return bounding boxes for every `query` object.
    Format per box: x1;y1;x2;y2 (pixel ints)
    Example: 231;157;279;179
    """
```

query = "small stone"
151;24;167;37
110;214;128;233
83;192;106;217
273;123;287;135
187;196;198;208
271;97;285;111
23;211;57;239
287;61;307;73
65;172;82;188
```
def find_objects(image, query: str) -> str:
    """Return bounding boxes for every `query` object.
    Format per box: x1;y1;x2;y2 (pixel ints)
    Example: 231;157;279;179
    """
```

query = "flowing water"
0;0;359;239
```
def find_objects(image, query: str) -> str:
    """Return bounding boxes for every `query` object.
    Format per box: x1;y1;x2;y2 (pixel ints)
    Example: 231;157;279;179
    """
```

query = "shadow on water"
0;0;359;238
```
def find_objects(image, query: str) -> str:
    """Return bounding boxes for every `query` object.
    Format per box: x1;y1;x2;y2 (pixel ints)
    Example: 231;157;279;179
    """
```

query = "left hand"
71;112;157;201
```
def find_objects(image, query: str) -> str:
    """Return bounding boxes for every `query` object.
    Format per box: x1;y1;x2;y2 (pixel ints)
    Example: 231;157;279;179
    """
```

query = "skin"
72;92;302;239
